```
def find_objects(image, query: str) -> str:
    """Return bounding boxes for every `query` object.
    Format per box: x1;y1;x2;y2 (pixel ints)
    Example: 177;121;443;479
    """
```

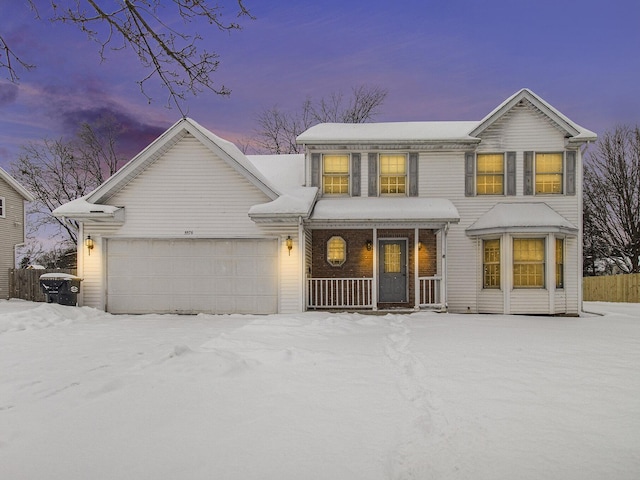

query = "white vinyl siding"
77;134;302;314
424;105;581;314
0;179;27;298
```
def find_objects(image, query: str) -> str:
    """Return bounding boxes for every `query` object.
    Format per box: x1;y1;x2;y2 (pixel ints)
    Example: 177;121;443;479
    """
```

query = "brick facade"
310;228;437;308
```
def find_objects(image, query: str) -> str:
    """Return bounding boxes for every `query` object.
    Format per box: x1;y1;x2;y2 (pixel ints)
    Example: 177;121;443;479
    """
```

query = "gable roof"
470;88;597;144
297;89;596;147
0;166;34;202
86;117;280;205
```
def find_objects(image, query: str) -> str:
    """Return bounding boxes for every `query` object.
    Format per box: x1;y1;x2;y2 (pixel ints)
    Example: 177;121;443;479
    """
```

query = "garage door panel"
107;238;278;314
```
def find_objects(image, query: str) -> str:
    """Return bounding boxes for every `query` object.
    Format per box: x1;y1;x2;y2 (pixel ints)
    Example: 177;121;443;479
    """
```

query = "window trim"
513;237;546;289
556;238;564;289
476;153;505;196
379;153;408;196
322;154;350;196
326;236;347;267
534;152;564;195
483;238;501;289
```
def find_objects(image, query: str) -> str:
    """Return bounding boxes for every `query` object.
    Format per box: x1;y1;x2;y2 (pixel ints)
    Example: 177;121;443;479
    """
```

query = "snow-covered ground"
1;300;638;480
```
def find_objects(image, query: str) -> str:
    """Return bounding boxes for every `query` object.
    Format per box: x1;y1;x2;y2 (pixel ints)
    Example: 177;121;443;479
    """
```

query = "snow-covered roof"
248;186;318;223
466;203;578;236
0;166;34;202
309;197;460;225
247;154;305;192
297;121;480;145
53;196;124;223
296;89;596;147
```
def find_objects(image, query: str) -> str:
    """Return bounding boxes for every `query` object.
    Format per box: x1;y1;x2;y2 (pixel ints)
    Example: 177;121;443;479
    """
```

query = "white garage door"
106;238;278;314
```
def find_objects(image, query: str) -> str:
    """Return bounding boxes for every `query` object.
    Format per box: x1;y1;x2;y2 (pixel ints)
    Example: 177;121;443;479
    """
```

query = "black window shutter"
523;151;534;195
311;153;321;188
351;153;361;197
566;151;576;196
507;151;516;196
368;153;378;197
408;152;419;196
464;152;475;197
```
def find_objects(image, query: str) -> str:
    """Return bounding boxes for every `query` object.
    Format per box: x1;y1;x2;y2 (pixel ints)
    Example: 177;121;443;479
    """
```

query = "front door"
378;239;407;303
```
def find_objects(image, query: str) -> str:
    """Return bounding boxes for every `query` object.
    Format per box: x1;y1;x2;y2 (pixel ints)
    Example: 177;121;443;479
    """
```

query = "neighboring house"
54;89;596;315
0;167;34;299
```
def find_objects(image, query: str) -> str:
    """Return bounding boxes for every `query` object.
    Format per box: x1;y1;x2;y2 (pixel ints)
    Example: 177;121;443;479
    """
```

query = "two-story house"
54;89;596;315
0;167;34;299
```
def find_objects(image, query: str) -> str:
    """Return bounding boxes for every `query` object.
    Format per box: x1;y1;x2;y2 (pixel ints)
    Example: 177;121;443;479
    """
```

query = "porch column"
372;227;378;310
442;223;449;310
414;227;419;310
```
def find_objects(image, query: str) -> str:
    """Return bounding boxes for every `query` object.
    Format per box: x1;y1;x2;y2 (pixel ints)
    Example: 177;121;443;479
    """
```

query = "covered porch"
303;197;459;312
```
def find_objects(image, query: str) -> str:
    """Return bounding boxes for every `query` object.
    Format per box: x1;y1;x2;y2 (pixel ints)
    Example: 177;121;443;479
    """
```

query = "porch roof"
465;203;578;236
308;197;460;225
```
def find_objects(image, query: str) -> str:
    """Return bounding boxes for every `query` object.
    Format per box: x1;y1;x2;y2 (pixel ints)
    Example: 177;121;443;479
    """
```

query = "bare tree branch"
10;116;127;246
0;35;35;82
254;85;388;154
2;1;253;109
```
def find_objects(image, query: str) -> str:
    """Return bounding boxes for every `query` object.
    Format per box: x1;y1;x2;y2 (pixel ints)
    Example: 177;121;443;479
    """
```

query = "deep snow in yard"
0;300;639;480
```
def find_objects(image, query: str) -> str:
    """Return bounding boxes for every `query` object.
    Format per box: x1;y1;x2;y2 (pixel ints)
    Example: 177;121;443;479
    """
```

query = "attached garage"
106;238;278;314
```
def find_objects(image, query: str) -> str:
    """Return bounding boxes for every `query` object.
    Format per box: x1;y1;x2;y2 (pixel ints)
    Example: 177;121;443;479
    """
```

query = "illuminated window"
323;155;349;195
327;236;346;266
477;154;504;195
513;238;545;288
483;239;501;288
383;243;402;273
536;153;563;194
556;239;564;289
380;154;406;195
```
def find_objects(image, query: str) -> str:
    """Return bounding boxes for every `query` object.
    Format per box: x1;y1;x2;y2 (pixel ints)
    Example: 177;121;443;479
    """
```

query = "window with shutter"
476;154;505;195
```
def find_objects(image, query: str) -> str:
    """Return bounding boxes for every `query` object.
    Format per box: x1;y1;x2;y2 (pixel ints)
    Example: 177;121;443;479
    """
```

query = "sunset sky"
1;0;639;169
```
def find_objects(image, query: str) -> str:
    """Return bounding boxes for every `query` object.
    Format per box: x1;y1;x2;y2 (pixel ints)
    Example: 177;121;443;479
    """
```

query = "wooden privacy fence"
9;269;78;302
583;273;640;303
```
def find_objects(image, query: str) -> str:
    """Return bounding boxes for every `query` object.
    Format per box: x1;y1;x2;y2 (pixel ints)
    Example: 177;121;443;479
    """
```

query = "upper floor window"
535;153;563;194
323;154;350;195
380;154;406;195
513;238;545;288
477;154;504;195
0;197;4;218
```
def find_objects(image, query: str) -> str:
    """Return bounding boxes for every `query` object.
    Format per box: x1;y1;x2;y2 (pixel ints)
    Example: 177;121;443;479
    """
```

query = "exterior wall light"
418;241;423;250
85;235;95;255
286;236;293;256
365;240;373;251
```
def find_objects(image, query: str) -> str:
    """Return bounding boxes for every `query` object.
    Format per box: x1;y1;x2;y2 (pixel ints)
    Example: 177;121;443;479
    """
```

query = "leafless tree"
0;35;35;82
583;125;640;274
254;85;388;154
1;1;253;110
10;118;126;246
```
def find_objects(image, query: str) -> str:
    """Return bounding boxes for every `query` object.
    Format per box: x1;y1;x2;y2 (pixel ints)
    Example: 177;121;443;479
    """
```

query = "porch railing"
307;278;373;308
419;276;442;307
